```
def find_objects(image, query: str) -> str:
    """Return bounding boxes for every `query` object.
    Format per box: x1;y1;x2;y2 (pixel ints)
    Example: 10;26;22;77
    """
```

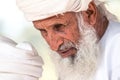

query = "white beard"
50;14;101;80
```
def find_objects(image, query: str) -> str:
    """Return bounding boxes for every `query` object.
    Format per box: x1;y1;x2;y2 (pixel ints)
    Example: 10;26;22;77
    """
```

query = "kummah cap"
16;0;92;21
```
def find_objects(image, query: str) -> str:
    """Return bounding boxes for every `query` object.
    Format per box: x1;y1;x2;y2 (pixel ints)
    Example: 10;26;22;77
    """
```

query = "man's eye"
53;24;65;32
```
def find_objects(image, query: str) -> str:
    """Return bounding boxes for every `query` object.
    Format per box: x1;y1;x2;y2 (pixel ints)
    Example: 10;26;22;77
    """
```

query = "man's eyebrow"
37;22;63;29
49;21;68;27
34;20;68;30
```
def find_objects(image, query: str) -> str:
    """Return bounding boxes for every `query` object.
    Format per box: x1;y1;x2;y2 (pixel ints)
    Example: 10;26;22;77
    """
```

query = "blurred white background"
0;0;120;80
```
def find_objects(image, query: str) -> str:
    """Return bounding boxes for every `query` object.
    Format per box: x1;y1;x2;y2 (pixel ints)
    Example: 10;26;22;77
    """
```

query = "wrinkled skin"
33;13;80;58
33;1;109;58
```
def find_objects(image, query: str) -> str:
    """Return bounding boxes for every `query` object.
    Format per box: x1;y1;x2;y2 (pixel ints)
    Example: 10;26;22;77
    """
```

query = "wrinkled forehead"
33;12;78;27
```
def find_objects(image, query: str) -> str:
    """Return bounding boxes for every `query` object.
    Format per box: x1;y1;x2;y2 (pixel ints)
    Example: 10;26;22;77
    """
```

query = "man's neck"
94;15;109;40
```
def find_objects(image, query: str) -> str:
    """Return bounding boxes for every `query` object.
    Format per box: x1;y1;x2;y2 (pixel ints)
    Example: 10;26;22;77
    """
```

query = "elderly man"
16;0;120;80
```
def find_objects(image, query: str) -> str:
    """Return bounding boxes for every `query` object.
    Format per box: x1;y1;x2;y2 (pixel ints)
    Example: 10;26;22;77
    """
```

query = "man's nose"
47;32;63;51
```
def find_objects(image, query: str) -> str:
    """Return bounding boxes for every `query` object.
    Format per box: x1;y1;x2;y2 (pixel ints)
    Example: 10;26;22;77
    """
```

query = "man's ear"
82;1;97;25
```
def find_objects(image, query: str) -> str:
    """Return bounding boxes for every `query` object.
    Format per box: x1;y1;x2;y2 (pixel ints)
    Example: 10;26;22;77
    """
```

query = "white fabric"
95;21;120;80
16;0;92;21
0;36;43;80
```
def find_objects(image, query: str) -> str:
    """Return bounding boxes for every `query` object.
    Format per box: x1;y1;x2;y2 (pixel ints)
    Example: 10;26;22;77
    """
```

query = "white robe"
0;36;43;80
95;21;120;80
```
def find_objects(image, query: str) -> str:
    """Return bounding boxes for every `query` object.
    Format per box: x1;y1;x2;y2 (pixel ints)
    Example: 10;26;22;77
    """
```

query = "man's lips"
57;47;77;58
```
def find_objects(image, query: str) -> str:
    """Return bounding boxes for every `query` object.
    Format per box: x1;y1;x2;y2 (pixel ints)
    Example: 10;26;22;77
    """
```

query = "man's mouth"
57;47;77;58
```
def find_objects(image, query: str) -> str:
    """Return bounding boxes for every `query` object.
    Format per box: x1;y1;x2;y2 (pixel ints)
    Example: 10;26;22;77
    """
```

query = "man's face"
33;12;80;58
33;12;100;80
49;13;100;80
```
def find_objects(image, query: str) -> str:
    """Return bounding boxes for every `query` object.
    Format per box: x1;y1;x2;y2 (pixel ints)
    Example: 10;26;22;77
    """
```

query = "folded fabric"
16;0;92;21
0;36;44;80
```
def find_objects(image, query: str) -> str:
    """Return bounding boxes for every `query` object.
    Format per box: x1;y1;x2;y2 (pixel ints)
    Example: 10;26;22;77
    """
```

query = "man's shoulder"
108;21;120;35
101;21;120;42
98;21;120;80
100;21;120;48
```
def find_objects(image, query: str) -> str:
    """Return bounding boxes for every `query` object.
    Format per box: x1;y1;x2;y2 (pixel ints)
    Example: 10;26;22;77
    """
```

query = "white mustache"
59;41;76;51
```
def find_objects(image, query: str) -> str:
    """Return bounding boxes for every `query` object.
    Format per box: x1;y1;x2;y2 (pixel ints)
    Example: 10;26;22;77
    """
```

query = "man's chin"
50;44;99;80
50;41;99;80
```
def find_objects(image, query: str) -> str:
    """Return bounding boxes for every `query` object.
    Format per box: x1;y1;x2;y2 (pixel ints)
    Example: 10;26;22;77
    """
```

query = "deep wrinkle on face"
33;12;80;58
